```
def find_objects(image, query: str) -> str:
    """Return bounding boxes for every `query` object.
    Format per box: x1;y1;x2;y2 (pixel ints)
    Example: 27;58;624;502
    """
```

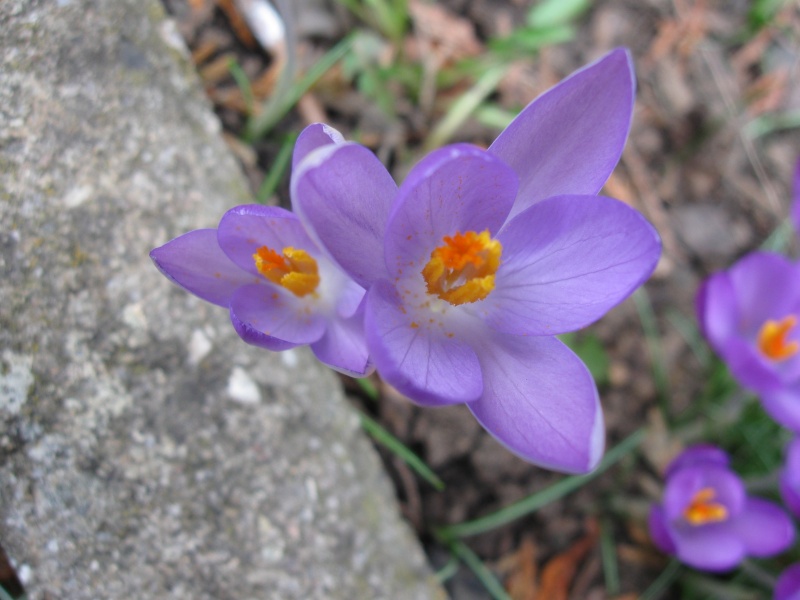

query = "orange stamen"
422;230;502;306
253;246;320;297
683;487;728;526
758;316;799;362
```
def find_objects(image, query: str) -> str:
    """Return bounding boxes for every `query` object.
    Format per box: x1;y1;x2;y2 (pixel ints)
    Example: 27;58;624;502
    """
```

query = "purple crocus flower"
290;49;661;473
776;564;800;600
648;445;794;572
150;201;370;376
697;251;800;431
780;437;800;517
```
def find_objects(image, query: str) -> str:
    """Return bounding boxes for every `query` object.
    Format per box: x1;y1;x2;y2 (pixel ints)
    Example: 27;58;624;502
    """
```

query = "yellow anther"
683;487;728;526
422;230;501;306
758;315;799;362
253;246;320;297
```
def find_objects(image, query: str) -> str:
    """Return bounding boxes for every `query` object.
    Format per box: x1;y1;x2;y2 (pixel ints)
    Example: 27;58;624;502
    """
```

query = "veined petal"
385;145;518;276
229;283;326;349
673;525;744;572
733;498;795;557
488;48;635;218
150;229;258;307
292;122;345;170
217;205;319;276
365;279;482;406
468;334;603;474
311;304;371;377
485;195;660;335
291;141;397;289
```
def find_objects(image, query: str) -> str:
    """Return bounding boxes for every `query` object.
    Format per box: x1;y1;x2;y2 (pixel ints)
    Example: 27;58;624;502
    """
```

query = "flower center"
757;315;799;362
422;230;502;306
683;487;728;526
253;246;320;297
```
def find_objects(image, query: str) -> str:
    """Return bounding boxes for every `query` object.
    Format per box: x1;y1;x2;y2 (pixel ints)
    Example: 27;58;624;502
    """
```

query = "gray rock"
0;1;445;598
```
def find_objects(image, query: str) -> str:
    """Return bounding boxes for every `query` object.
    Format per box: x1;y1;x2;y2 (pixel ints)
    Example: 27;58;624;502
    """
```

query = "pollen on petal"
253;245;320;297
758;315;799;362
422;230;502;306
683;487;728;526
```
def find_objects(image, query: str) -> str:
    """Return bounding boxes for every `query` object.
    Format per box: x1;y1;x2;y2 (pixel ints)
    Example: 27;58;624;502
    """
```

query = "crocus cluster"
697;159;800;432
152;48;661;473
649;445;794;572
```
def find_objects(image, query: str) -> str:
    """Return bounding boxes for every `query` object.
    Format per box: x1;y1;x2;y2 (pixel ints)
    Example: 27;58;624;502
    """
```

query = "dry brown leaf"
216;0;257;49
537;521;599;600
497;537;538;600
745;69;789;116
408;0;483;65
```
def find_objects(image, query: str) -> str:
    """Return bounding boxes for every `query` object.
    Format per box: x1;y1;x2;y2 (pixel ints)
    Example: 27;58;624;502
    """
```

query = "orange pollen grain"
253;245;320;297
683;487;728;526
422;230;501;306
757;315;799;361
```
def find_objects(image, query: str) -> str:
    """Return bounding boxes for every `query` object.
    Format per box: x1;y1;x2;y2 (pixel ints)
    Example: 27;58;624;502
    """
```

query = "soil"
160;0;800;597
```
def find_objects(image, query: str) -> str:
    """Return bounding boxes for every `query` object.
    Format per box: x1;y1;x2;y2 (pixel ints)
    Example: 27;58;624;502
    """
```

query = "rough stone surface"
0;1;445;598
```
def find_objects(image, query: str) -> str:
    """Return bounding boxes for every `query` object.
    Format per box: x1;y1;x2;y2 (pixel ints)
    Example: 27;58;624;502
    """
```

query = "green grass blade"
255;132;297;203
357;409;445;490
633;288;671;419
246;34;355;141
639;559;682;600
439;537;513;600
436;429;644;539
355;377;379;401
600;518;620;596
227;58;255;114
424;64;509;151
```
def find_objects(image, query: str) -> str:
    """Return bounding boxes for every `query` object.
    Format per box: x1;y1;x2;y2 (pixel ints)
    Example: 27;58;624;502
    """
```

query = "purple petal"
150;229;258;307
665;444;730;478
291;142;397;289
292;123;345;170
776;564;800;600
792;158;800;235
384;144;517;276
732;497;795;558
648;505;677;554
781;438;800;517
698;256;800;392
229;284;326;350
365;279;482;406
311;305;371;377
673;524;745;572
728;252;800;334
696;271;740;343
761;383;800;432
217;204;319;276
488;48;635;219
468;334;603;473
663;465;745;522
484;195;660;335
